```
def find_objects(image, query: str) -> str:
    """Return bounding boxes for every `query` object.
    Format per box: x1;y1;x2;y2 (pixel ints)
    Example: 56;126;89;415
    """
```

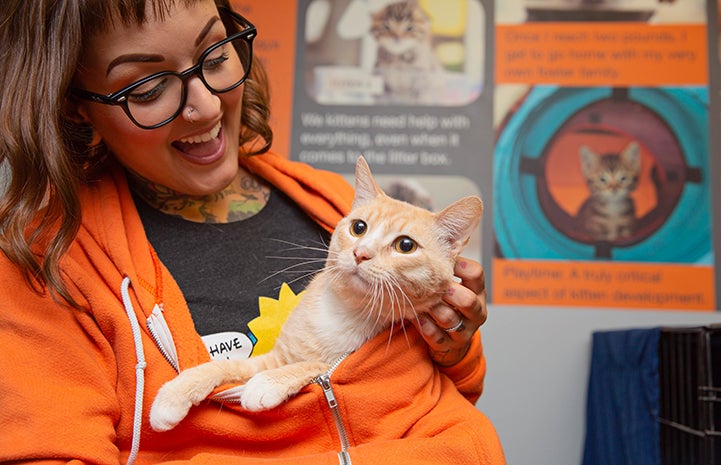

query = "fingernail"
418;315;433;335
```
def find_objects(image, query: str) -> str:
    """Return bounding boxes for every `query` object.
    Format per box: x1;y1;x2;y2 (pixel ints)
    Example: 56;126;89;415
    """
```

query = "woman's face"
75;0;245;196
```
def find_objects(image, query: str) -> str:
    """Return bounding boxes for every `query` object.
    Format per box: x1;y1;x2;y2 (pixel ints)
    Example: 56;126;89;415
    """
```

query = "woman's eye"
128;77;169;104
393;236;417;254
350;220;367;237
203;43;231;71
203;51;230;70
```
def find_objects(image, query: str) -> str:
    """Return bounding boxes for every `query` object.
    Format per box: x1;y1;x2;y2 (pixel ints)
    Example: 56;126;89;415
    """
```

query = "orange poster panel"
495;23;708;86
232;0;297;157
493;258;715;310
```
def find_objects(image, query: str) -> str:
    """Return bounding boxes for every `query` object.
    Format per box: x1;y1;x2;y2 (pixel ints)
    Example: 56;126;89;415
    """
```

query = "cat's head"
579;141;641;198
369;0;431;52
327;156;482;318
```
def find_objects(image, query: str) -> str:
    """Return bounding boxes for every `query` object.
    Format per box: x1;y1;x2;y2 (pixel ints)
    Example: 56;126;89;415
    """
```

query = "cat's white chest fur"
314;289;386;355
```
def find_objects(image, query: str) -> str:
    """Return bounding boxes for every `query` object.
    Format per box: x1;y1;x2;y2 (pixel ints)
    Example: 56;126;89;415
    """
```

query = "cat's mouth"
345;265;384;294
347;269;370;287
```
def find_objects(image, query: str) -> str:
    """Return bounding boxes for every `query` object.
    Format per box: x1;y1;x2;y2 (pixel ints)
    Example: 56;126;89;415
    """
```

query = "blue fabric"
582;327;661;465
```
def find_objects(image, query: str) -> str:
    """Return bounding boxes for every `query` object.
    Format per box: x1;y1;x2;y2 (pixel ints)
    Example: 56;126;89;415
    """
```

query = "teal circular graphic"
494;86;710;263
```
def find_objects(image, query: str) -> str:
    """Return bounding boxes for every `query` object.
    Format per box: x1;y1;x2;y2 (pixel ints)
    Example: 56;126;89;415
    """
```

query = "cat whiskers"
382;273;418;349
358;271;416;352
356;275;391;351
268;237;330;253
260;239;331;286
259;257;330;286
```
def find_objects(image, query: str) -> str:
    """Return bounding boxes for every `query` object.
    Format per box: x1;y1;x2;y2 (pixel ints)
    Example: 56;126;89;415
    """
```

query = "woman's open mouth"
172;122;224;165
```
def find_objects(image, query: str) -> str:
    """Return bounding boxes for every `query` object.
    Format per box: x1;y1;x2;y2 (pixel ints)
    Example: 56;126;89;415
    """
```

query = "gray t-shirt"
134;188;329;359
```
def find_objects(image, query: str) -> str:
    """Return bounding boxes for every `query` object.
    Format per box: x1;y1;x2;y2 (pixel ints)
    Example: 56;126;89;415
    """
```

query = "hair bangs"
79;0;203;37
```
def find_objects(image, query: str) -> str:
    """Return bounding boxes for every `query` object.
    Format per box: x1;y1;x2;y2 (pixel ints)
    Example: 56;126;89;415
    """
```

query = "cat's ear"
579;145;599;175
434;196;483;257
353;156;385;209
620;141;641;171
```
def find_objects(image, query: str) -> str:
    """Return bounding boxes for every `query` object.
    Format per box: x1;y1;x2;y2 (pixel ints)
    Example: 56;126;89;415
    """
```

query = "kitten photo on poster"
575;141;641;242
369;0;443;104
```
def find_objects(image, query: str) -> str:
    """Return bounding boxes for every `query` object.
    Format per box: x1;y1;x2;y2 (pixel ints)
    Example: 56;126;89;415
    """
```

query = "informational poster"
235;0;719;310
285;0;495;264
493;0;715;310
228;1;299;158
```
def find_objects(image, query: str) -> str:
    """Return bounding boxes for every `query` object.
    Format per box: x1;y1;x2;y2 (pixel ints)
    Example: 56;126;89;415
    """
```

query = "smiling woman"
68;1;252;200
71;11;255;130
0;0;503;464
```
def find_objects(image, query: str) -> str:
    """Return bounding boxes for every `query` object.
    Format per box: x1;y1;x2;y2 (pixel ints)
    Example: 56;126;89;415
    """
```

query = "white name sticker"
201;331;254;360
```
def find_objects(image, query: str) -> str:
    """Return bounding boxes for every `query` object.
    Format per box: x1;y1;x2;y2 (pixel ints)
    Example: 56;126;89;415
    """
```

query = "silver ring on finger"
442;319;464;333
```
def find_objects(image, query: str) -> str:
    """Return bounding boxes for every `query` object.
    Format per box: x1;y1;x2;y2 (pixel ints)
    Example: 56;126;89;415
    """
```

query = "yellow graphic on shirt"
247;283;304;356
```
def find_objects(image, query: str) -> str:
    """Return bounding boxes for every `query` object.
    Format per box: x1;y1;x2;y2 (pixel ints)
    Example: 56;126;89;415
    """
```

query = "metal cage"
659;326;721;465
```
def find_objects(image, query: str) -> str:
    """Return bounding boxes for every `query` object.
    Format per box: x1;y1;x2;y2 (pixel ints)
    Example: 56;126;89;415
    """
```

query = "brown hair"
0;0;273;305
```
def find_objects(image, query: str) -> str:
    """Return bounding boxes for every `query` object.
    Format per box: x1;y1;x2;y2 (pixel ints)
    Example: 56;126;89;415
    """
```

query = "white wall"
475;305;721;465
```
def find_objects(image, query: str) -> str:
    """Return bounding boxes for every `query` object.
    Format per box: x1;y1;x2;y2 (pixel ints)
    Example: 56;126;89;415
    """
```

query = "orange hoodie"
0;151;505;465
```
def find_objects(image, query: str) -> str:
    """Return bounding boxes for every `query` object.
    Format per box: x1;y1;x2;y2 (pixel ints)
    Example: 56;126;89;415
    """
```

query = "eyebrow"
195;16;221;46
106;54;163;76
105;16;222;76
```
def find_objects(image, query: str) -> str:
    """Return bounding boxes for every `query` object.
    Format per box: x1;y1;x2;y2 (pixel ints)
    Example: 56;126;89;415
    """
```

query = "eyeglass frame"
70;8;256;130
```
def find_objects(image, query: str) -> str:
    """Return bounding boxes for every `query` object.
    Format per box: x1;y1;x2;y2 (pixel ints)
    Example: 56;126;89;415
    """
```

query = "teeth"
179;122;221;144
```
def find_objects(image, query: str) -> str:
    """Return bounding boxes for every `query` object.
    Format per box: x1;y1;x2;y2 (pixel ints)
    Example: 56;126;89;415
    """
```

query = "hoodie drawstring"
121;277;147;465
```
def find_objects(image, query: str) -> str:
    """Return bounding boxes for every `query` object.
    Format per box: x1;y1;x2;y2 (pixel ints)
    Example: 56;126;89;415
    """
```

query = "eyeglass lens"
127;35;251;128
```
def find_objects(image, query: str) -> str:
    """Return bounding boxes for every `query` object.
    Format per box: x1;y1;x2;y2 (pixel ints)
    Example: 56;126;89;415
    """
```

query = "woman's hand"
415;257;488;367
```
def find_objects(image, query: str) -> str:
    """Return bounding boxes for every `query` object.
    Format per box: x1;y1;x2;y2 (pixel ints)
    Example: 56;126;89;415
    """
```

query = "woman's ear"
63;94;90;124
64;96;102;147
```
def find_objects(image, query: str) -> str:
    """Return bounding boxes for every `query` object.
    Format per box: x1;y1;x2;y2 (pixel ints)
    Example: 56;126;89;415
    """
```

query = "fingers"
415;257;488;367
444;257;487;328
416;313;471;367
431;302;468;333
454;257;485;295
444;281;486;328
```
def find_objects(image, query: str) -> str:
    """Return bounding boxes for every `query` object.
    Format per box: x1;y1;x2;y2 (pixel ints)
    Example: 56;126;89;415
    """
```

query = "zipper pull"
318;374;338;408
315;373;352;456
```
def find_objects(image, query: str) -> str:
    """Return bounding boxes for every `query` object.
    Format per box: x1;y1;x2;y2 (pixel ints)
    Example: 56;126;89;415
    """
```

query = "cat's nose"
354;248;372;264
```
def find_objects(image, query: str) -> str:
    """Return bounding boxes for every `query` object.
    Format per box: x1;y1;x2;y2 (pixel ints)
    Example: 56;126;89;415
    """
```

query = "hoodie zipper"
166;349;354;463
146;304;180;372
312;354;352;464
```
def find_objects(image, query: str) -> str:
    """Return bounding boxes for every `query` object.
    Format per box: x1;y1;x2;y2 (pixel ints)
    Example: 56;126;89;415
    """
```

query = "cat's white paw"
149;367;225;431
149;384;193;432
241;372;291;412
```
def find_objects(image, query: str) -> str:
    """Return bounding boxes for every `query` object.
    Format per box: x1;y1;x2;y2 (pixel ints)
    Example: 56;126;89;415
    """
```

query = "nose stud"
185;106;197;123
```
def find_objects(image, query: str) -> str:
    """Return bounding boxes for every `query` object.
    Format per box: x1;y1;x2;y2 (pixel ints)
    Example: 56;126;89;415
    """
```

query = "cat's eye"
393;236;417;254
350;220;367;237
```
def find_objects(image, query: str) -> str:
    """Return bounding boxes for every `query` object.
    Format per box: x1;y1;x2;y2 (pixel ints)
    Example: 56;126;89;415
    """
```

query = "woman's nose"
182;76;221;123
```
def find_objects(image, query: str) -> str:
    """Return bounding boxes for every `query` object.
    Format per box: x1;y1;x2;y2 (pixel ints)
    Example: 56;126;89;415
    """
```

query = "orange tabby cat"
149;156;483;432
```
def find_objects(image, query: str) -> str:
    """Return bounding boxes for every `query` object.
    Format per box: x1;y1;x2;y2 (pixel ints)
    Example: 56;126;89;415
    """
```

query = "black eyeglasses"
71;9;256;130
